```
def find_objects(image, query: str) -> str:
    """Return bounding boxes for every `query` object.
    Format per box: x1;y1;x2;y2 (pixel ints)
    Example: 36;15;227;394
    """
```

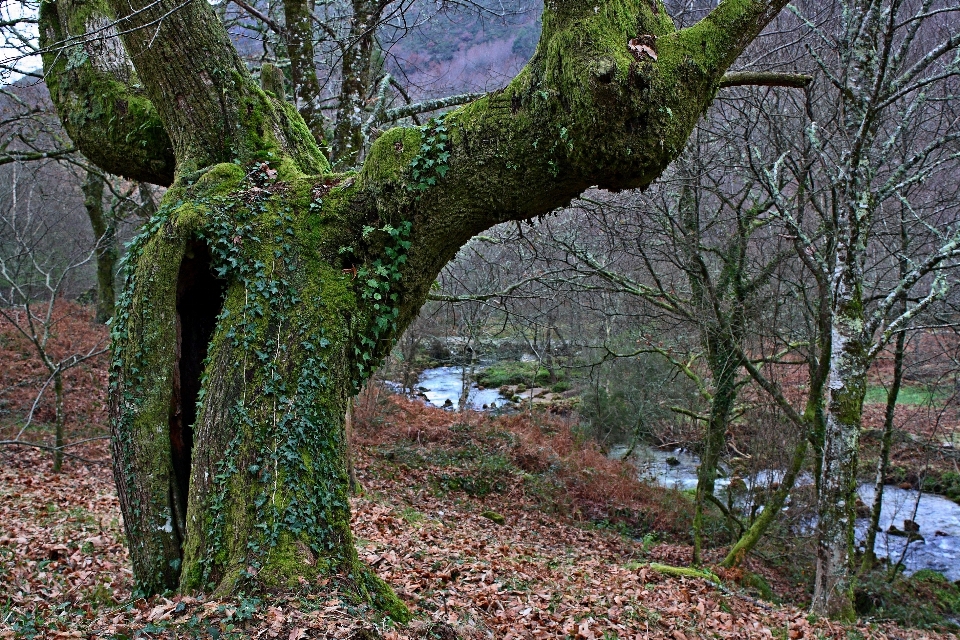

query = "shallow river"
611;446;960;581
410;367;960;581
414;366;510;411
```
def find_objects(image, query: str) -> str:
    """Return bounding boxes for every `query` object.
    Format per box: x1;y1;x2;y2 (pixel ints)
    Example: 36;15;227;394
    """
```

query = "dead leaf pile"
1;443;130;637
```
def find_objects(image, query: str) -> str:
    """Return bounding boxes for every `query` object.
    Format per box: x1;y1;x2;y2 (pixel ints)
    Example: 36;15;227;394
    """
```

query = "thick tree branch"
39;0;175;185
93;0;326;176
718;71;812;88
346;0;795;332
47;0;797;363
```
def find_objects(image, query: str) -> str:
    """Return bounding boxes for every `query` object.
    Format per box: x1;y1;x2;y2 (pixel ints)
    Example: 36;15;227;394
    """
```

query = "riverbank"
401;359;960;509
3;394;958;638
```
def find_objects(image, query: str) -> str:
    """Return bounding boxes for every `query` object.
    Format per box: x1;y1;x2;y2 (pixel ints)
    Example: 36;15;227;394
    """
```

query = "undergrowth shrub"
353;386;692;540
579;351;700;447
854;569;960;631
0;301;109;436
474;361;558;388
922;471;960;503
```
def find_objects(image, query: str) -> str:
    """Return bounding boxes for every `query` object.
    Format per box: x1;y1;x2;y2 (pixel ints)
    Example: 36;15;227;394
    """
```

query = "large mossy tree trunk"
40;0;793;613
110;172;403;610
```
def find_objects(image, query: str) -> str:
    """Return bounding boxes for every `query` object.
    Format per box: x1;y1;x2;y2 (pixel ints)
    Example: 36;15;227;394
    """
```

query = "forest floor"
1;395;956;639
1;305;959;638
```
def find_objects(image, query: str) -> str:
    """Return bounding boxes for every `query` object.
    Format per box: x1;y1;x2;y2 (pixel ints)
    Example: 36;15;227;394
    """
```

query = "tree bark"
53;370;65;472
39;0;174;185
282;0;327;146
82;170;118;323
43;0;794;611
810;232;868;620
693;332;739;564
330;0;379;166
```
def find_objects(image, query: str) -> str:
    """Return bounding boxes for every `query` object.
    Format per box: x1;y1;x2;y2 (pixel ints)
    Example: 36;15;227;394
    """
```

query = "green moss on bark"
39;0;174;185
110;160;408;620
110;209;189;592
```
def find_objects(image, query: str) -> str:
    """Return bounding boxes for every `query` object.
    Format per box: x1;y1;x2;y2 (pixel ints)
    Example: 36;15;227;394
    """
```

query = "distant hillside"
383;1;542;97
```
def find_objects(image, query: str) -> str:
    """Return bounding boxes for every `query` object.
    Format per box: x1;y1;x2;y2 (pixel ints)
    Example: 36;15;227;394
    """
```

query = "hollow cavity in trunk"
170;241;226;533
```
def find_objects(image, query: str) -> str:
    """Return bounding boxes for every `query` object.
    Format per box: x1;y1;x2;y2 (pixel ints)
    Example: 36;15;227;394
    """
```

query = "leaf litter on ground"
0;309;955;640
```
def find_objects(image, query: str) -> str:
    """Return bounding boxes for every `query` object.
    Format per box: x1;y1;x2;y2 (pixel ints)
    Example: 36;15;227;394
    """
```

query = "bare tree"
0;160;108;471
777;0;960;617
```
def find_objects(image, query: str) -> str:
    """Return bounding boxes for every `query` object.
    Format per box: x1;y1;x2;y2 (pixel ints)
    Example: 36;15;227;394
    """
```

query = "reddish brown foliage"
0;301;109;435
353;386;690;538
1;315;956;638
2;423;951;638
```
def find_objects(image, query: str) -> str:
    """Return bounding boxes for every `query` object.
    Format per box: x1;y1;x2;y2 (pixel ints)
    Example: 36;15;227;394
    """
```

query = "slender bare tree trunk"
811;220;868;619
860;221;909;574
52;370;65;473
82;170;118;323
283;0;327;145
331;0;378;166
693;334;739;564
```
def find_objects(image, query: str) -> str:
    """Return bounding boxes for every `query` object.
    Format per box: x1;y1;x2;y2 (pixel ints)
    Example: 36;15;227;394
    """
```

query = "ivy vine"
342;115;450;387
111;162;348;592
408;116;450;193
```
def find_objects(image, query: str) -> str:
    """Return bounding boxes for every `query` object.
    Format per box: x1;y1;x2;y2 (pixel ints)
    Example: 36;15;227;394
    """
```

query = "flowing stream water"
408;367;960;580
413;366;510;411
610;445;960;581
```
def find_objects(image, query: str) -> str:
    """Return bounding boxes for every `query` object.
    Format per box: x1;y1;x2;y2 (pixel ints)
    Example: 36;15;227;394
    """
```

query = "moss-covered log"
42;0;794;615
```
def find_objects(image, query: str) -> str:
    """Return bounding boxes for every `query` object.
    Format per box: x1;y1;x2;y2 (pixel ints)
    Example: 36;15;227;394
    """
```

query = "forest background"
2;0;960;636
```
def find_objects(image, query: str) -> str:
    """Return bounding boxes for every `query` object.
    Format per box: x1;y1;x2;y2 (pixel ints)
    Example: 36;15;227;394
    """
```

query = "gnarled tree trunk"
40;0;792;614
